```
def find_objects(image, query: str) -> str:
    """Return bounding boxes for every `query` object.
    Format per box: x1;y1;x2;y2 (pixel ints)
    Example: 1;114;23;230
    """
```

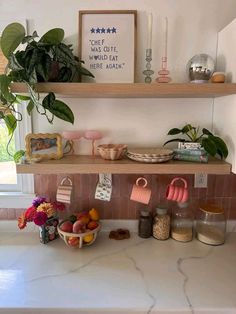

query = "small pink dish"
97;144;127;160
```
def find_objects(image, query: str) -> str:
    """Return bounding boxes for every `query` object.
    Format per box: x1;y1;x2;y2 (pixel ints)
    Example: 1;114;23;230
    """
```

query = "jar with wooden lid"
171;202;193;242
138;210;152;238
153;206;170;240
196;204;226;245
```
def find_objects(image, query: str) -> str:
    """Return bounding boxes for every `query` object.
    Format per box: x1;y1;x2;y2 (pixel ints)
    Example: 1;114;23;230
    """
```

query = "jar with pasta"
153;206;170;240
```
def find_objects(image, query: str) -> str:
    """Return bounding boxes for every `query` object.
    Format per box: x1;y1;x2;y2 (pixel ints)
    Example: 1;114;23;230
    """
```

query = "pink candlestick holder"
62;131;82;155
83;130;103;156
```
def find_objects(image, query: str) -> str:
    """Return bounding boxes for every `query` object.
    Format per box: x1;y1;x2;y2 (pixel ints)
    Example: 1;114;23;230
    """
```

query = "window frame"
0;104;35;208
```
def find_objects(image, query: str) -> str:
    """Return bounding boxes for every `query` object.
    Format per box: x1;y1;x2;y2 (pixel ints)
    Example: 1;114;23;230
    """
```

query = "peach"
60;221;73;233
76;211;90;224
67;237;79;247
73;220;86;234
87;221;99;230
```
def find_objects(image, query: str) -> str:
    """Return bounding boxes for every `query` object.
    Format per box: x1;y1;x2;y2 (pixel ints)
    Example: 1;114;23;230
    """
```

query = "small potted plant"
18;196;65;244
164;124;228;161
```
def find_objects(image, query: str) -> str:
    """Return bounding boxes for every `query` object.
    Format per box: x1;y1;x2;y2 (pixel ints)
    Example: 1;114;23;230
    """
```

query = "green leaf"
14;150;25;163
36;54;51;81
15;94;31;101
181;124;193;134
201;137;217;157
167;128;181;135
21;31;38;44
0;23;25;58
4;113;17;135
76;64;94;78
58;67;72;82
210;136;228;159
27;100;34;115
42;92;56;108
40;28;64;45
8;53;24;71
202;128;213;136
163;138;186;146
42;94;74;124
0;75;16;102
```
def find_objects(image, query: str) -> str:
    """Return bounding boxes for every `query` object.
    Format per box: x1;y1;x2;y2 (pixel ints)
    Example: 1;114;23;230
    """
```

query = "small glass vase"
39;216;59;244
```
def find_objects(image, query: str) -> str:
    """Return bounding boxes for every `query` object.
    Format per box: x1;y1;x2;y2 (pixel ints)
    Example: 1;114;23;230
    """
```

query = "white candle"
147;13;153;49
164;17;168;57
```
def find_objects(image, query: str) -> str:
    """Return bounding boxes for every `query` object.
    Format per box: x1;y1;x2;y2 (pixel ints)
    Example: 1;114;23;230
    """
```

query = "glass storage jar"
138;210;152;238
196;204;226;245
153;206;170;240
171;202;193;242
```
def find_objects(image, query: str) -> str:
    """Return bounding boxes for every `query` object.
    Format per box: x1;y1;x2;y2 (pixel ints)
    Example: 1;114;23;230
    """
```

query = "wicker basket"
97;144;127;160
57;221;101;248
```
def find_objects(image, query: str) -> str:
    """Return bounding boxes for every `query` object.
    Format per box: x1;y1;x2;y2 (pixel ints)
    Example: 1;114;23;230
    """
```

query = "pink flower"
33;211;48;226
25;206;37;221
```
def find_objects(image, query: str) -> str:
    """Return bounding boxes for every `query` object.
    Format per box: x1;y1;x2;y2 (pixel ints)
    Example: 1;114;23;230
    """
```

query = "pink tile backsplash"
1;173;236;220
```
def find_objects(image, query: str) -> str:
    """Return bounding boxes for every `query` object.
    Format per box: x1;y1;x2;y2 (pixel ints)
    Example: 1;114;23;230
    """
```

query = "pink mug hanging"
166;177;188;203
130;177;151;205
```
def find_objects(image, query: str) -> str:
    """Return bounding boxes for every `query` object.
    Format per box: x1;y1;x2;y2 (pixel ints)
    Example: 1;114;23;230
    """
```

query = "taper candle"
147;13;153;49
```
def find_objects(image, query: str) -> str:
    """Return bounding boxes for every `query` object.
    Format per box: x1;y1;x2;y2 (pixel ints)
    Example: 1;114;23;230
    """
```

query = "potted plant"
164;124;228;159
0;23;94;161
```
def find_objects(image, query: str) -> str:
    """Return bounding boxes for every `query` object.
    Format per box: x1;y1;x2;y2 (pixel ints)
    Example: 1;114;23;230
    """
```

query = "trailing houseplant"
0;23;94;161
164;124;228;159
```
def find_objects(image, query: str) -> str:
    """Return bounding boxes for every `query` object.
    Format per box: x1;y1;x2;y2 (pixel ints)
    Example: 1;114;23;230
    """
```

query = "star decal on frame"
111;27;117;33
90;28;95;33
96;28;101;33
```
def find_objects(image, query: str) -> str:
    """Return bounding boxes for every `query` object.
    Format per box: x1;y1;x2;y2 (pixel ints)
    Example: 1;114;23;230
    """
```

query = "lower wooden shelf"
16;155;231;174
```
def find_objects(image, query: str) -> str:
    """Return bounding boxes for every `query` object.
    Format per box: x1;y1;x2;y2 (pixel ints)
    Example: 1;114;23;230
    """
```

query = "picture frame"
25;133;63;161
79;10;137;83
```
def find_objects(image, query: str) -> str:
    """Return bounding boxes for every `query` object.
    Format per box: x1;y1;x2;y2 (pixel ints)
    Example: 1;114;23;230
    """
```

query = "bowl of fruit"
57;208;101;248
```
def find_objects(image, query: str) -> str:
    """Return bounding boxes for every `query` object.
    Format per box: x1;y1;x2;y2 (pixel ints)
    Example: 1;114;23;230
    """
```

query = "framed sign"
79;10;137;83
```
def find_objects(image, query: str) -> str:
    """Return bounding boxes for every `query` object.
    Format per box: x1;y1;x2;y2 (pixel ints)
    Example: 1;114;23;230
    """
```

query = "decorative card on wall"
79;10;137;83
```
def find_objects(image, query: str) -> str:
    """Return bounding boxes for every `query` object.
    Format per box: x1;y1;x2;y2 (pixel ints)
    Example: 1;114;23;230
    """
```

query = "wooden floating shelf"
11;82;236;98
16;155;231;175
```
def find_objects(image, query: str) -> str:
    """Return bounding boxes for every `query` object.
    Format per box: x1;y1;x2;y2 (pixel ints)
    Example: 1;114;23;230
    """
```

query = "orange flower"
18;213;27;229
37;202;56;218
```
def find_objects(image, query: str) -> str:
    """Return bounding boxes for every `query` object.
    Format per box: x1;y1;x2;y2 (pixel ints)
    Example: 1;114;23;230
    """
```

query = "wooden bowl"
57;221;101;248
97;144;127;160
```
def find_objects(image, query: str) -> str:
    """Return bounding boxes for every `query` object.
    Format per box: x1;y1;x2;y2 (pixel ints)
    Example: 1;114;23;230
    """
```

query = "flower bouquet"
18;197;65;244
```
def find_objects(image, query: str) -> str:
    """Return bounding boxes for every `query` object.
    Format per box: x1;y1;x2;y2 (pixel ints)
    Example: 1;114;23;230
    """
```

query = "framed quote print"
79;10;137;83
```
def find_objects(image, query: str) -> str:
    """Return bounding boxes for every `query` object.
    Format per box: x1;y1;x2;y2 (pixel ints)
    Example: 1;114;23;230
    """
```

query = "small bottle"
171;202;193;242
153;206;170;240
138;210;152;238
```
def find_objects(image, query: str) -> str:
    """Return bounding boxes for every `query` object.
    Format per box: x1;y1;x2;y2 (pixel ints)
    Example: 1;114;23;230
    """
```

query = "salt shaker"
153;206;170;240
138;210;152;238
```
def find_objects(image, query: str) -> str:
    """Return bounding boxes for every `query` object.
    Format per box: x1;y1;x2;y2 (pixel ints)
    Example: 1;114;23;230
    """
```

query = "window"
0;105;35;208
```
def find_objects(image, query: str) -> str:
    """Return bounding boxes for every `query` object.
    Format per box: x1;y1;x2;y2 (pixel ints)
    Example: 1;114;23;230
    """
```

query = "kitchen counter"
1;221;236;314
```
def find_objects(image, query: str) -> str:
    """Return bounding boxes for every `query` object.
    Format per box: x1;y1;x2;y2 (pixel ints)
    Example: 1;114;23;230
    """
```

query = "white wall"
214;18;236;173
1;0;236;154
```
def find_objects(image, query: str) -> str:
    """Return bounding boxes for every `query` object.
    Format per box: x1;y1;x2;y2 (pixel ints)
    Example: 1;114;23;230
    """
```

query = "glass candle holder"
62;131;81;155
83;130;102;156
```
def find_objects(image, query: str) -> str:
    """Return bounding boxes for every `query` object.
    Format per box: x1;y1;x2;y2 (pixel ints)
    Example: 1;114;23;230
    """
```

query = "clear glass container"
196;204;226;245
171;202;193;242
153;206;170;240
138;210;152;238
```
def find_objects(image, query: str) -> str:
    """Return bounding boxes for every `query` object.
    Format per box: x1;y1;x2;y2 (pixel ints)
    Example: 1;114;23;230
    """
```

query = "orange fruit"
89;208;99;221
83;234;94;243
67;236;80;247
87;221;99;230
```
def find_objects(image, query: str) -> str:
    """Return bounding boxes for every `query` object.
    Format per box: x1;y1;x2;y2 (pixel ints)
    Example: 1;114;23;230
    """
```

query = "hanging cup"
130;177;151;205
166;177;188;203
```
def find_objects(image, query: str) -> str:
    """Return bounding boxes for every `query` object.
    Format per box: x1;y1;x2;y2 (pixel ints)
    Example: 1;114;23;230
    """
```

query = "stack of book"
173;143;208;163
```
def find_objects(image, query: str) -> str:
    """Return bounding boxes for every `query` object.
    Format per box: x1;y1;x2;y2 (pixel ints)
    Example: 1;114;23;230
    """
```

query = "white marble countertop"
1;221;236;314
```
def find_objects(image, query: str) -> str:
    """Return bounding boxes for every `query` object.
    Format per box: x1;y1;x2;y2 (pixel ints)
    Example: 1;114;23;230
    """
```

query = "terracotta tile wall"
2;173;236;220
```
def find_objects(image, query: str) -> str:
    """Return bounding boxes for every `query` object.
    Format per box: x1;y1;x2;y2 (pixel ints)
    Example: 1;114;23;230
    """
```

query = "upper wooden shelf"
16;155;231;175
11;82;236;98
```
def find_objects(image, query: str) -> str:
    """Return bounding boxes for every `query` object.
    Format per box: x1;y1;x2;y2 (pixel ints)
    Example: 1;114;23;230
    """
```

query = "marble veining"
1;222;236;314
